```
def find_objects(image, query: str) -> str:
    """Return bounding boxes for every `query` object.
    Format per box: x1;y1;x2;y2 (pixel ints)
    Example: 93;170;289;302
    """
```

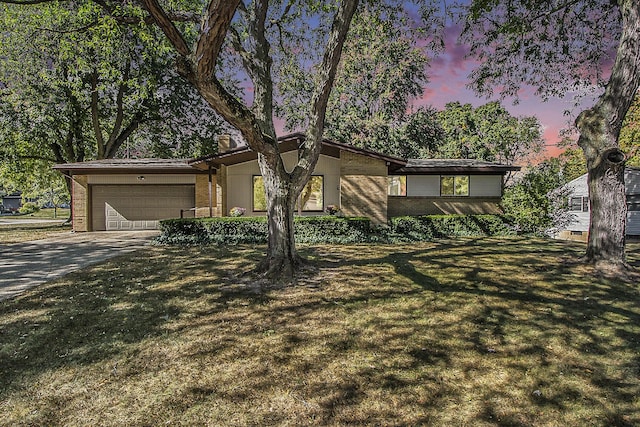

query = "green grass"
1;208;70;220
0;238;639;426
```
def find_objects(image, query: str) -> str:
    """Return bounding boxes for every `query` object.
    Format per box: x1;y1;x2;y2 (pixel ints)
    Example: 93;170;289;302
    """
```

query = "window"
299;176;324;211
388;176;407;196
253;176;267;211
440;175;469;196
252;175;324;212
570;196;589;212
628;195;640;211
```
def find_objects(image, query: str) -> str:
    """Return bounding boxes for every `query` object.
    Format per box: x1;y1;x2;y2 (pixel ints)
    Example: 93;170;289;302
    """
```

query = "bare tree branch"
195;0;241;78
140;0;191;56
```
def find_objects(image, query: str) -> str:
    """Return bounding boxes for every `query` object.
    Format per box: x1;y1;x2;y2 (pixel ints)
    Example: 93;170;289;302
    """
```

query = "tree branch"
89;69;106;158
195;0;241;78
292;0;359;186
140;0;191;57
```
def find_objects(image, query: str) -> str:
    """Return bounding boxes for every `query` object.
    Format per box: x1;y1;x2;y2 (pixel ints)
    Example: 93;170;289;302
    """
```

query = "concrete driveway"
0;231;159;300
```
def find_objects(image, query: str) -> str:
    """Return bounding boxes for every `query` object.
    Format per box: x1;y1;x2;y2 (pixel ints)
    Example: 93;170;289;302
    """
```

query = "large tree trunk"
575;0;640;269
257;153;303;280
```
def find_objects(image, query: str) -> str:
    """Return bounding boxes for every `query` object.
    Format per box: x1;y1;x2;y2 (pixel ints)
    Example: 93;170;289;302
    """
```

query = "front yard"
0;238;639;426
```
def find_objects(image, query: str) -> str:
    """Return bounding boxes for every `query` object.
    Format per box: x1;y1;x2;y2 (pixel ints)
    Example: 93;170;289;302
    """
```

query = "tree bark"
575;0;640;268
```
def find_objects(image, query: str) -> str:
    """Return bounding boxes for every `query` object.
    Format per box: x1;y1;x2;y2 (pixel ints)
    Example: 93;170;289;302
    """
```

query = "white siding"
562;170;640;235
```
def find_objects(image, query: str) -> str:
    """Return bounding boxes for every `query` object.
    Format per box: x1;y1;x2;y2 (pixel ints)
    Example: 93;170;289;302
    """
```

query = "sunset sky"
413;23;598;160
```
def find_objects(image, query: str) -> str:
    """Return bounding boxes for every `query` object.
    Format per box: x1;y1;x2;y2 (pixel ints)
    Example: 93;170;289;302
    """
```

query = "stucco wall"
224;152;341;216
340;151;388;224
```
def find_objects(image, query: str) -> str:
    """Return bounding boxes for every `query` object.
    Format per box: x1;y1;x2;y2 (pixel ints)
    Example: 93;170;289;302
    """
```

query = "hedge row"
389;214;517;241
157;216;376;245
158;214;517;245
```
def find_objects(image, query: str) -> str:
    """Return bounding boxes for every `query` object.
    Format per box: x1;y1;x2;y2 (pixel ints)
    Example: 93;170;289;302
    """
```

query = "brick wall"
388;196;503;217
194;174;218;217
340;152;388;224
72;176;89;232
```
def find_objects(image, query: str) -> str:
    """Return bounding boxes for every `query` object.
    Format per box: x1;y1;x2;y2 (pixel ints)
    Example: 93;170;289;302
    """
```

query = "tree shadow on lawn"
1;238;638;425
299;237;640;425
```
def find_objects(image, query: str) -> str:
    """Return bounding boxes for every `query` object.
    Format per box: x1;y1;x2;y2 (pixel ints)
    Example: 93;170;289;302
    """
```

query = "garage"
91;184;195;231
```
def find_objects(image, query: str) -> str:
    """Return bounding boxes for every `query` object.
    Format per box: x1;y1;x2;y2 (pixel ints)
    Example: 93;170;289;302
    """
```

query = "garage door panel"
92;184;195;231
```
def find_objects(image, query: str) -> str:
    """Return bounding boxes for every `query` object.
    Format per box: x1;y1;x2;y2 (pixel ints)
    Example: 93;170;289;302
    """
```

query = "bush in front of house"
389;214;517;241
158;214;517;245
158;216;374;245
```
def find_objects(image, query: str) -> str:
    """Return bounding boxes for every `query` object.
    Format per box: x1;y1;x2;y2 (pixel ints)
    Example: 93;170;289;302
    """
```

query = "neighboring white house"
559;167;640;240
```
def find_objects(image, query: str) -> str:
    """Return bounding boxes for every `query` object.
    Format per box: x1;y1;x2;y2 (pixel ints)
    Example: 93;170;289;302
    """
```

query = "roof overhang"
53;159;207;175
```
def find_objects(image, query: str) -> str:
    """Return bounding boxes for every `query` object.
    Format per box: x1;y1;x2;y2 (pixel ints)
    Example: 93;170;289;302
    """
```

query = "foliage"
501;161;572;235
158;214;517;245
389;214;516;241
18;202;40;215
620;93;640;167
277;2;441;159
0;0;223;166
158;216;374;245
436;101;544;169
460;0;619;101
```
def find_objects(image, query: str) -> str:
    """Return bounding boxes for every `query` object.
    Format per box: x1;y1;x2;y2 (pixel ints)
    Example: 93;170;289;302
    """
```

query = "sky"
412;23;594;160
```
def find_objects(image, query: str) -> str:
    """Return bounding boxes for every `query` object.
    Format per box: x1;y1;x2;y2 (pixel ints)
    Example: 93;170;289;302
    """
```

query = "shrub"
19;202;40;215
158;214;517;245
389;214;516;242
158;216;372;245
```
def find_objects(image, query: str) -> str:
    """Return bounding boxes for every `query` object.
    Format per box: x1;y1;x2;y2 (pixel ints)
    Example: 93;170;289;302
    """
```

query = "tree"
461;0;640;269
119;0;359;281
0;1;223;196
502;159;572;235
436;101;544;181
275;2;439;159
619;93;640;167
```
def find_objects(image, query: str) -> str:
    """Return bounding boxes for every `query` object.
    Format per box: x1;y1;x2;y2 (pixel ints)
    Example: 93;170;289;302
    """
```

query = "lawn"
0;222;72;244
1;208;70;220
0;238;639;426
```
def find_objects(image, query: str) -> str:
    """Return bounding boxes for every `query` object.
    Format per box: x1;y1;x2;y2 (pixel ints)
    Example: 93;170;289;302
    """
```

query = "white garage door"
91;185;195;231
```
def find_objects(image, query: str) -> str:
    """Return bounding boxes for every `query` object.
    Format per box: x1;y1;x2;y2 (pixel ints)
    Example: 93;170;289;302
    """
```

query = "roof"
53;158;205;175
189;132;407;170
394;159;521;174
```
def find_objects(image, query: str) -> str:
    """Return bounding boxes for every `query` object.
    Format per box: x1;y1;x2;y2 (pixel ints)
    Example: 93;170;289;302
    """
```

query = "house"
557;167;640;241
54;133;520;232
0;191;22;213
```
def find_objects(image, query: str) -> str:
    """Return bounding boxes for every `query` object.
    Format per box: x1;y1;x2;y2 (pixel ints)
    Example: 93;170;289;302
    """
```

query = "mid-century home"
557;167;640;241
54;133;520;232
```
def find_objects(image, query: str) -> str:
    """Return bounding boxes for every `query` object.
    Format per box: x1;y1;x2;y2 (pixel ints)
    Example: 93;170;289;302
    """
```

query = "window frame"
440;175;470;197
388;175;407;197
252;174;325;213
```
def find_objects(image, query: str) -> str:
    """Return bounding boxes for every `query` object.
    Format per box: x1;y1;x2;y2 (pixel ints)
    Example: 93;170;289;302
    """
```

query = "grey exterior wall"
562;168;640;236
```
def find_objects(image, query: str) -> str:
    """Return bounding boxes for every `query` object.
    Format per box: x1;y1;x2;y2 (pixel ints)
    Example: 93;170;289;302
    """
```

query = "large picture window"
440;175;469;196
253;175;324;212
388;176;407;196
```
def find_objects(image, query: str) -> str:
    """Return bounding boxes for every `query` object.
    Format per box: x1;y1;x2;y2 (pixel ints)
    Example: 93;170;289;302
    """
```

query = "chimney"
218;134;238;153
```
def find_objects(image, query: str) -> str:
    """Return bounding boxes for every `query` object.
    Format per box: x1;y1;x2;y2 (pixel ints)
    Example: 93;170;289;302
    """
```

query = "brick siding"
340;152;388;224
72;176;89;232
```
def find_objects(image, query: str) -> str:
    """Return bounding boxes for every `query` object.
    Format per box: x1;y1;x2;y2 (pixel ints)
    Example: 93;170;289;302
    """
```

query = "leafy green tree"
461;0;640;268
502;160;571;235
619;94;640;167
436;101;544;181
0;1;222;196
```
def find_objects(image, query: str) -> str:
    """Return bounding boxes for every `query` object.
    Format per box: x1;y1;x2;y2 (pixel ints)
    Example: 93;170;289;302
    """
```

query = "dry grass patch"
0;223;71;243
0;238;639;426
